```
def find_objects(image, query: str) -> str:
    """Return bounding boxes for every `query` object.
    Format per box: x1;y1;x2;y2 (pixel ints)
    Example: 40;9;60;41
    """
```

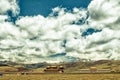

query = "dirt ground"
0;73;120;80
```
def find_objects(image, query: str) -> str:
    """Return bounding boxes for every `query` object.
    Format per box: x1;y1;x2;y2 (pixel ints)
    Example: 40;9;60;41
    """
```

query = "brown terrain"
0;60;120;80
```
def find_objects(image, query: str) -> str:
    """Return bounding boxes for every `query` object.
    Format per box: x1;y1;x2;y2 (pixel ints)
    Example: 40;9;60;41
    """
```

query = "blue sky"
18;0;91;17
0;0;120;63
17;0;95;37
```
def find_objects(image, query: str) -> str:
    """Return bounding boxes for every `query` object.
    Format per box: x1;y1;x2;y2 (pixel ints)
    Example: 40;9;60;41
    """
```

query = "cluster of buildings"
78;67;111;73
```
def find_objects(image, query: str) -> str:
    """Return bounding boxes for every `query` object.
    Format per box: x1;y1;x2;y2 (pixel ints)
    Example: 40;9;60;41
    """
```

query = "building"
44;66;64;73
78;67;111;73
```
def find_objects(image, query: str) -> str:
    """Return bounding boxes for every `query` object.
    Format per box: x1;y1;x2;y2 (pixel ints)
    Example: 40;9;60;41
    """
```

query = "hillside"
0;60;120;73
61;60;120;73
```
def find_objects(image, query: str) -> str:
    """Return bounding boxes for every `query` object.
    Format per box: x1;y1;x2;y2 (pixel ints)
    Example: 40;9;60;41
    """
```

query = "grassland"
0;73;120;80
62;60;120;73
0;60;120;80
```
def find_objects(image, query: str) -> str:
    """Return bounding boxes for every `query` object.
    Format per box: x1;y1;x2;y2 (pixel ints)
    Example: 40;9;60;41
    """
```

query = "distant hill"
60;60;120;72
0;61;49;69
0;60;120;73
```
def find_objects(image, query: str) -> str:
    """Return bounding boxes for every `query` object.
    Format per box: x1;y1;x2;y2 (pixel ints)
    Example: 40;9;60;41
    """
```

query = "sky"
18;0;91;16
0;0;120;64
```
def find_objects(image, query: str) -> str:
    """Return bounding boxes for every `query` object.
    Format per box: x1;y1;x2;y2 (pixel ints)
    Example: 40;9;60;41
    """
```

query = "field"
0;60;120;80
0;73;120;80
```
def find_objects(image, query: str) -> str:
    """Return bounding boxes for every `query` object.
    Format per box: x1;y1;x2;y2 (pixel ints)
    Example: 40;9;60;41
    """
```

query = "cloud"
0;0;120;63
88;0;120;30
0;15;8;22
0;0;19;15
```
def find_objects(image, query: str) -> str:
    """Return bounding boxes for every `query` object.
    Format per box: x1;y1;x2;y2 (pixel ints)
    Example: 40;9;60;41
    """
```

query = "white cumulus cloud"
0;0;120;63
0;0;19;15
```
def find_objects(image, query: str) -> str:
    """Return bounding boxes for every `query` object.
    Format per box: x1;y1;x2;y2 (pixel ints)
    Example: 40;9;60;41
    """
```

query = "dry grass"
0;74;120;80
0;60;120;80
0;66;18;72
